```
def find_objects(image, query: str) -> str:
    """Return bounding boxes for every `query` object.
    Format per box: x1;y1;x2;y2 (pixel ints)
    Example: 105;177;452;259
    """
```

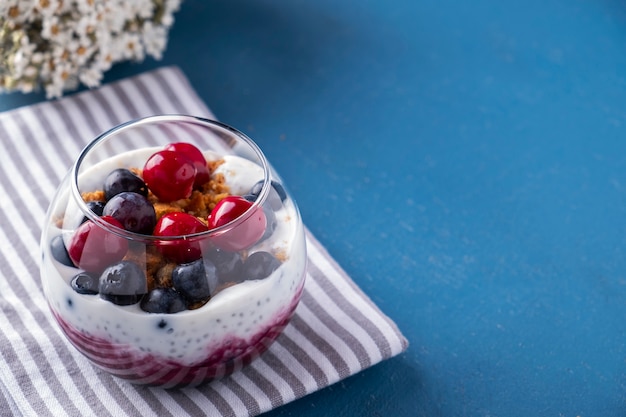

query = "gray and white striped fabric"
0;66;408;417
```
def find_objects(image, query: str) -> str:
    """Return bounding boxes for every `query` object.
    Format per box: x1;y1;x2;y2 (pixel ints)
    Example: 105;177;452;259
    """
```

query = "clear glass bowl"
40;115;307;387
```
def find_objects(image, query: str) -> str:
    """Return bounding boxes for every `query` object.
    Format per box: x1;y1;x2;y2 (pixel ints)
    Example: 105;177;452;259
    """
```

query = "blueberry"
50;235;75;267
80;201;106;224
103;192;156;234
104;168;148;200
172;259;217;302
140;288;186;314
242;195;277;242
270;181;287;202
70;272;99;295
248;181;263;198
248;180;287;211
260;207;277;241
205;248;243;282
243;251;281;280
87;200;105;216
99;260;147;305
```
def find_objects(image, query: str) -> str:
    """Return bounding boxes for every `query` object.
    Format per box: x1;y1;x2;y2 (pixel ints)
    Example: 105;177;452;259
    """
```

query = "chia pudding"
41;140;307;387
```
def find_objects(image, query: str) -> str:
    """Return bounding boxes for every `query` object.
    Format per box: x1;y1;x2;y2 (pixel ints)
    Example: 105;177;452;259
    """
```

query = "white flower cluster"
0;0;181;98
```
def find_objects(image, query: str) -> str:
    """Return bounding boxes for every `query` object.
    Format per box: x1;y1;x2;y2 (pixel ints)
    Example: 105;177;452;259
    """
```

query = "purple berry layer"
50;282;303;387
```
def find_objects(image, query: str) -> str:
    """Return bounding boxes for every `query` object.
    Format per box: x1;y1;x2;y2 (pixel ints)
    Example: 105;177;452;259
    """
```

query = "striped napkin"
0;66;408;417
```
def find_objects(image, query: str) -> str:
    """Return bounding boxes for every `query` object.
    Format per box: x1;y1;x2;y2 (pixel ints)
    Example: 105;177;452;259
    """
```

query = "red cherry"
164;142;210;188
153;212;209;263
68;216;128;273
143;150;196;202
207;196;266;251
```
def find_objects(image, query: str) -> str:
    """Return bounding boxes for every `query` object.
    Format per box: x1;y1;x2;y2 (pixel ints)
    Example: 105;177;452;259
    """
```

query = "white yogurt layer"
41;148;306;366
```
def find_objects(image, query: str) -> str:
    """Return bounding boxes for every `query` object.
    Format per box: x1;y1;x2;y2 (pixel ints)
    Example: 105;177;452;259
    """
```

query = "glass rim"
70;114;272;243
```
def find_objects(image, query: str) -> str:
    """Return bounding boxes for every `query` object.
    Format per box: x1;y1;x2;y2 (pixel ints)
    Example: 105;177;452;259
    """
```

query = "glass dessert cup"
40;115;307;387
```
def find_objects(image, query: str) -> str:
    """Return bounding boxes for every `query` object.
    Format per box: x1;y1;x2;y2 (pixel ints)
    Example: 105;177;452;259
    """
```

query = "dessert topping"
104;168;148;200
164;142;211;188
153;212;209;263
103;191;156;235
171;258;217;305
207;195;267;251
140;287;187;314
143;150;196;202
61;142;281;314
99;260;148;306
67;215;128;273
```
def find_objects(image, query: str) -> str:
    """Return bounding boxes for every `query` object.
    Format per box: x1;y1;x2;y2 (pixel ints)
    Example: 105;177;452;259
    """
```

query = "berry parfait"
40;115;307;387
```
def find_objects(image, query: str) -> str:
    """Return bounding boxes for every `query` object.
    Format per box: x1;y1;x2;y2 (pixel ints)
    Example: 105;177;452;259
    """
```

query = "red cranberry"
67;216;128;273
207;196;266;251
143;150;196;202
153;212;209;263
164;142;210;188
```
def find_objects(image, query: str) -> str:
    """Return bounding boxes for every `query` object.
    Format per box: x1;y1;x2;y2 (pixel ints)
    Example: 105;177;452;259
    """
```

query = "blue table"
3;0;626;415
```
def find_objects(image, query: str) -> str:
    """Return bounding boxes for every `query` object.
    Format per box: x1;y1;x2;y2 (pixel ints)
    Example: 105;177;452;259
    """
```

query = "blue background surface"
3;0;626;415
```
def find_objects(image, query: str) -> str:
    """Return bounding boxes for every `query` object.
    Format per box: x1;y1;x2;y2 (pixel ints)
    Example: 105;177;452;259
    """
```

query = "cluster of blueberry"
50;143;284;314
